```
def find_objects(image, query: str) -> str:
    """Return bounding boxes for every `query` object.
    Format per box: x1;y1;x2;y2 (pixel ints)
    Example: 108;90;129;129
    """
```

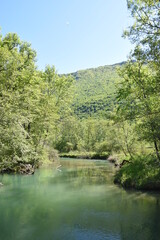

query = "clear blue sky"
0;0;133;73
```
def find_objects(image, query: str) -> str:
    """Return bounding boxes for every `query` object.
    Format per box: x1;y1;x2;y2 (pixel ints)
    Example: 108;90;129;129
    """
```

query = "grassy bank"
114;155;160;190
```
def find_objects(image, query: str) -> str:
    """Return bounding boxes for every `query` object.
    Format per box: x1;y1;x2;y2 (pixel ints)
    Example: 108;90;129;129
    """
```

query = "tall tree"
116;0;160;161
0;31;74;169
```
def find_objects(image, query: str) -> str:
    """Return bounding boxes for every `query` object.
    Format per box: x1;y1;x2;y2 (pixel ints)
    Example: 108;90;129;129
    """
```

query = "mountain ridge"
62;61;126;77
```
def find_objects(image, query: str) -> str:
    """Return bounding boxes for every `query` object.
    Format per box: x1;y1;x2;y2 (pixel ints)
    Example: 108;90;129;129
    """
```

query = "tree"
116;0;160;162
124;0;160;63
0;32;39;164
0;31;74;171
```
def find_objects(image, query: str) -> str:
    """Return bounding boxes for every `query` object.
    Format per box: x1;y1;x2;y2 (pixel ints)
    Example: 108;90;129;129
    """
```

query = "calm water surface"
0;158;160;240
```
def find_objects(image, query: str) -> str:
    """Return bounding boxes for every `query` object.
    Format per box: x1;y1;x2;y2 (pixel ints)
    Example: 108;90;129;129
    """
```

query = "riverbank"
59;151;109;160
1;152;160;191
0;160;38;174
114;156;160;190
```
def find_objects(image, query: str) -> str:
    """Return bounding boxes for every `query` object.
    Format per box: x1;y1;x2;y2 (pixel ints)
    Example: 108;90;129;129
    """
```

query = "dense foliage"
0;32;74;172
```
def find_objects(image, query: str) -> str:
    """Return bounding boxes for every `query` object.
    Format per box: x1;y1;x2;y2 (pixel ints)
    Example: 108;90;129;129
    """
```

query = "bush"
114;155;160;190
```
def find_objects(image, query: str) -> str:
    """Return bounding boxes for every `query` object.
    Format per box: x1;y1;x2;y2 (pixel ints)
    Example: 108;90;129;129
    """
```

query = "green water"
0;158;160;240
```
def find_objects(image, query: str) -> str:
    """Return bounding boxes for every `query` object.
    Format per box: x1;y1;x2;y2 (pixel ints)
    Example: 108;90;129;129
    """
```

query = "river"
0;158;160;240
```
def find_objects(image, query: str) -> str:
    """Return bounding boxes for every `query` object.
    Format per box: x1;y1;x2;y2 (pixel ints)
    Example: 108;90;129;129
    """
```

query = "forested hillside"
67;63;125;118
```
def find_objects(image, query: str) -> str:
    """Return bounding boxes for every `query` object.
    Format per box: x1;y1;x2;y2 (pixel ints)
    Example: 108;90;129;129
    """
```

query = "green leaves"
125;0;160;61
0;31;74;167
116;0;160;161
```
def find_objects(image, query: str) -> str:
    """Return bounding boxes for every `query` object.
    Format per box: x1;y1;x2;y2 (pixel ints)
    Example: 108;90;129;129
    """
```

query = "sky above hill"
0;0;133;73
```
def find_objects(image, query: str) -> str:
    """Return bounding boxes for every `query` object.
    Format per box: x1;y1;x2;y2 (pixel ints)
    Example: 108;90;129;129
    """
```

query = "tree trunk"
154;140;160;162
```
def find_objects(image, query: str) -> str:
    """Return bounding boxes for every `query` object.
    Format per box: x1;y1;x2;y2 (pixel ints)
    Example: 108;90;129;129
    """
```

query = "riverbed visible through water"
0;158;160;240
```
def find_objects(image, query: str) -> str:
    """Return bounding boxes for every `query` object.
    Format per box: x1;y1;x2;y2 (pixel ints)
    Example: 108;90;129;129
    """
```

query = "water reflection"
0;158;160;240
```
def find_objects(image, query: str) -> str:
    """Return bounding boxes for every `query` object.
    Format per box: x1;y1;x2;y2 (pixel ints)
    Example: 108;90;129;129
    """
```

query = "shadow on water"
0;158;160;240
